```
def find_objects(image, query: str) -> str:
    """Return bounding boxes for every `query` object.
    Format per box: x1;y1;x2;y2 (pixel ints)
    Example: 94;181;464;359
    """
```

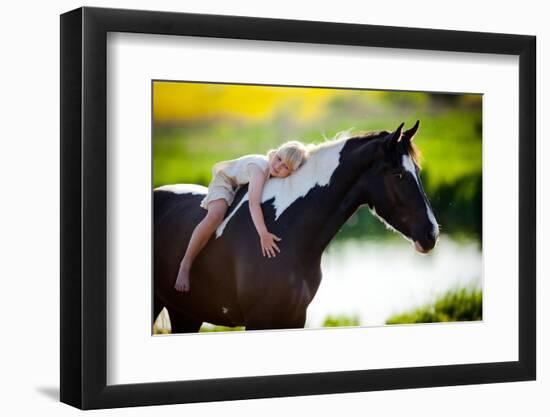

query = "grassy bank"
385;287;482;325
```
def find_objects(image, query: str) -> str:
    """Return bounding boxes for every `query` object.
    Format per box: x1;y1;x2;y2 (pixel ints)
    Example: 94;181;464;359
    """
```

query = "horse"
153;121;439;333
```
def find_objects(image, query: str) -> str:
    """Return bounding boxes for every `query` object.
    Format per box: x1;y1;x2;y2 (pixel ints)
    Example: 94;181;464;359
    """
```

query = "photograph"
152;81;483;334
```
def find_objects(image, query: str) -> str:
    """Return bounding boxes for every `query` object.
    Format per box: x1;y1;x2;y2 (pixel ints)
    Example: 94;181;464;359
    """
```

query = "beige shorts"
200;173;236;210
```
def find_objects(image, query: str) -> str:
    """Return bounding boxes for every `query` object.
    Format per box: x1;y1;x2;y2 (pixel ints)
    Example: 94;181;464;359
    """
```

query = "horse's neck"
304;176;365;255
289;142;373;256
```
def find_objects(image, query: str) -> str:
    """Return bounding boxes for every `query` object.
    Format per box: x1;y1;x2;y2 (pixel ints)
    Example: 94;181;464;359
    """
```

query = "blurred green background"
152;81;482;333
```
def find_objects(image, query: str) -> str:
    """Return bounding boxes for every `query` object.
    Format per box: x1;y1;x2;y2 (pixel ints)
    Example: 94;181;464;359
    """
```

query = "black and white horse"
153;121;439;332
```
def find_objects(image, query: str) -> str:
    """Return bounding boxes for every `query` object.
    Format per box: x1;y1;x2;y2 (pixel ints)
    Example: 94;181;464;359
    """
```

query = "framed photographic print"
60;6;536;410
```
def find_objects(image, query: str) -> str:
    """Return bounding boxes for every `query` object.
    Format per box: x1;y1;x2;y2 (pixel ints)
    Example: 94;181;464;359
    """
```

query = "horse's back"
153;186;245;325
154;187;206;289
154;185;206;224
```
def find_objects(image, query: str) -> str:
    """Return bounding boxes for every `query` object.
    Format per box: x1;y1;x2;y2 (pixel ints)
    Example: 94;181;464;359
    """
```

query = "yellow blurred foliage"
153;82;350;123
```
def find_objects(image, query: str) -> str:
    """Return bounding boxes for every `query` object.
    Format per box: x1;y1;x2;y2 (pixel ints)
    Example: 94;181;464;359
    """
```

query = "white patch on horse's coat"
215;138;347;238
401;154;439;237
155;183;208;195
222;307;229;314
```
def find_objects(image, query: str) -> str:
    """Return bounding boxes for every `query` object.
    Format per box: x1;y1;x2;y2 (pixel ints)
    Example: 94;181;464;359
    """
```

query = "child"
174;141;309;292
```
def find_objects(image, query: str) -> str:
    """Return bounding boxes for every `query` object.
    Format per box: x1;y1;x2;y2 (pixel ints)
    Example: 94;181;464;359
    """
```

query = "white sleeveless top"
212;154;270;186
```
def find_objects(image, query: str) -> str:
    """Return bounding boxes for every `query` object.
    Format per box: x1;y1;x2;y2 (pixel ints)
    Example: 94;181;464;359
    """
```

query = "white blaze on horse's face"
401;154;439;239
215;140;347;238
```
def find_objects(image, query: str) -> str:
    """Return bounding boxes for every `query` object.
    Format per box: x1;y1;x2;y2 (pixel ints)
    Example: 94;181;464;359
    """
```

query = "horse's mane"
306;129;422;167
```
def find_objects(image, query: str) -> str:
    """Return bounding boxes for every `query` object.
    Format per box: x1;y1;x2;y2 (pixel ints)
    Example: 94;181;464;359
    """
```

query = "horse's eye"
394;172;403;180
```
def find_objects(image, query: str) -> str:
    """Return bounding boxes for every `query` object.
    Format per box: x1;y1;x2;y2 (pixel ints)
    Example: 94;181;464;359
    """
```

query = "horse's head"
356;121;439;253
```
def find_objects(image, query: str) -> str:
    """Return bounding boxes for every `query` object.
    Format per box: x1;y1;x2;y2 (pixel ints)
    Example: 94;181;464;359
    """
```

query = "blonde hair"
267;140;309;172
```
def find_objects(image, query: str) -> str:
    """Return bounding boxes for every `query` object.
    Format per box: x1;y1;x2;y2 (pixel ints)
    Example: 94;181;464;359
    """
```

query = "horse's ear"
388;122;404;149
403;120;420;142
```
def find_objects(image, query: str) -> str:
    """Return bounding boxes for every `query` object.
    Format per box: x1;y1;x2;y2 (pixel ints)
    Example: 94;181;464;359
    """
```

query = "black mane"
350;129;422;167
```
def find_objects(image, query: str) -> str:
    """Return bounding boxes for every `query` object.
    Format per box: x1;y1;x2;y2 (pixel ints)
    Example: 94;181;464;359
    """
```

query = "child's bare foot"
174;267;190;292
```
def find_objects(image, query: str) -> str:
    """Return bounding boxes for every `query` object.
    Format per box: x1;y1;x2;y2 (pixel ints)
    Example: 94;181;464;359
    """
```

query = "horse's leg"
166;308;203;334
289;311;307;328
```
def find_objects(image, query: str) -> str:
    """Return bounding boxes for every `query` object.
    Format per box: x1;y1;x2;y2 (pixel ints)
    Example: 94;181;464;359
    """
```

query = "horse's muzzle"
414;240;431;254
413;228;438;254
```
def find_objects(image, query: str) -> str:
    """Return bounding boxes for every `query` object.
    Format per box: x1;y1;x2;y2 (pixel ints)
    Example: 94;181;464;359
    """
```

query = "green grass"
385;287;482;325
199;324;245;332
322;314;361;327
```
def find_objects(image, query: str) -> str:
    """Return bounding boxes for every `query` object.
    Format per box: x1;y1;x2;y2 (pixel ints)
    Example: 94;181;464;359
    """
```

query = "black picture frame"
60;6;536;410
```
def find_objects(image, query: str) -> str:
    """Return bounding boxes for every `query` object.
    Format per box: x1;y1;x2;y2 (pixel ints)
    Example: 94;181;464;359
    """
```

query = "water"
306;235;482;327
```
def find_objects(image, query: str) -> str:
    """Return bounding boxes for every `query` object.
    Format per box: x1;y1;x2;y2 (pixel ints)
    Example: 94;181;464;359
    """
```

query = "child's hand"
260;231;281;258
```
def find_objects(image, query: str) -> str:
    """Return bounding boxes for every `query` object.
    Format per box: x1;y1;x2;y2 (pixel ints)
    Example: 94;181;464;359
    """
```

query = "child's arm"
247;163;281;258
